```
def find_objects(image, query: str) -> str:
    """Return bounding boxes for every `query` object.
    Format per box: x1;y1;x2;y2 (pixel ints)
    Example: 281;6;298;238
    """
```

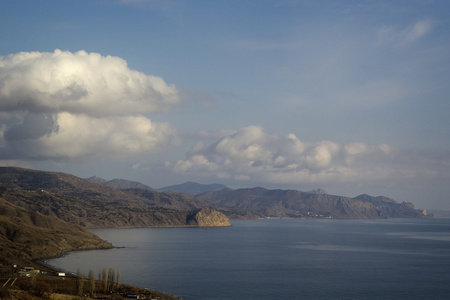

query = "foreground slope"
0;198;112;261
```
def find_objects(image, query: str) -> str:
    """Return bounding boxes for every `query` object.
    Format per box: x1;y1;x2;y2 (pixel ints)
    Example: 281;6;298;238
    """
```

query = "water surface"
48;218;450;299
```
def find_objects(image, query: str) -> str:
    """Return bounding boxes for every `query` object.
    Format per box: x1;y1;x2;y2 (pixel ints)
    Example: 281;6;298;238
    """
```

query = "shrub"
35;281;52;298
17;278;33;291
0;287;10;299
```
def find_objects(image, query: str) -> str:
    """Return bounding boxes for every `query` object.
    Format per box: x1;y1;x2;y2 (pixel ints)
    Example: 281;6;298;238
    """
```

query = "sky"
1;0;449;210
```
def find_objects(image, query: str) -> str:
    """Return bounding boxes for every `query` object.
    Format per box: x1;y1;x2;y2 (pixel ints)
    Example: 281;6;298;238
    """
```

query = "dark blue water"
48;218;450;299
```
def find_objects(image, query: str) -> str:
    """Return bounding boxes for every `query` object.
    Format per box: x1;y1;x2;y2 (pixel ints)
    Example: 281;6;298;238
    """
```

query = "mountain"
121;188;212;211
306;188;328;194
197;187;381;218
84;175;106;184
156;181;229;195
85;176;153;190
0;167;430;224
0;167;230;228
0;197;112;261
197;187;429;219
353;194;429;218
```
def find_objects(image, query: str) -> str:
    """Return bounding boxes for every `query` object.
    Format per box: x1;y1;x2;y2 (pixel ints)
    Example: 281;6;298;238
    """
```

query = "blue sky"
1;0;450;210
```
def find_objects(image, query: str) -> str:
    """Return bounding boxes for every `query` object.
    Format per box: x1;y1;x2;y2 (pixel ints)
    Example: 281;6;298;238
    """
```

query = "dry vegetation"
0;260;181;300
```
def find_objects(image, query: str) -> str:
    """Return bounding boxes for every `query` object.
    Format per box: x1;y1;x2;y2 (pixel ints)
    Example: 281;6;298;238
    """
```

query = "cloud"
118;0;175;10
167;126;446;187
0;112;180;161
330;79;407;109
0;50;181;161
0;49;180;116
377;19;433;48
195;129;237;140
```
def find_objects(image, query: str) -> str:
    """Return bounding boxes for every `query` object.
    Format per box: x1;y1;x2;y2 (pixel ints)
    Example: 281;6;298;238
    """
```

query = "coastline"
7;247;184;300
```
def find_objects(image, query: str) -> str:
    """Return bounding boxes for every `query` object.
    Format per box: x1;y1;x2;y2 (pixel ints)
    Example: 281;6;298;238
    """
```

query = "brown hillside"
198;187;384;218
0;198;112;261
0;167;230;228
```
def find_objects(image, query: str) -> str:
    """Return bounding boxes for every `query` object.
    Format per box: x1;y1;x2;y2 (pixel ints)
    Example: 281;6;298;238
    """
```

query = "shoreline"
29;248;184;300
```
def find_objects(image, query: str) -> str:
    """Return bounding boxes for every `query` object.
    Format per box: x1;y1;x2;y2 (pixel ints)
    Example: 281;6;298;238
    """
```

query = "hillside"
0;167;230;228
0;198;112;261
0;167;430;223
85;176;153;190
121;188;211;211
197;187;429;219
156;181;229;195
353;194;429;218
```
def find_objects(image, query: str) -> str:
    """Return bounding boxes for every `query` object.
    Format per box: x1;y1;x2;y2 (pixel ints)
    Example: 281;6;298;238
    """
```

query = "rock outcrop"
186;208;231;227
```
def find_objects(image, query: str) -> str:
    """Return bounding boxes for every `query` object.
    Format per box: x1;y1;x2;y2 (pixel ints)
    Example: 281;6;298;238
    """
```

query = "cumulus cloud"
0;49;180;116
166;126;441;186
0;50;181;161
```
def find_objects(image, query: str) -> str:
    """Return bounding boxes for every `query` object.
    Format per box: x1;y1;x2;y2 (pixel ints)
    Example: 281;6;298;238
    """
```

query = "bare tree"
76;268;83;298
88;269;96;296
107;268;116;291
116;270;121;289
102;268;107;292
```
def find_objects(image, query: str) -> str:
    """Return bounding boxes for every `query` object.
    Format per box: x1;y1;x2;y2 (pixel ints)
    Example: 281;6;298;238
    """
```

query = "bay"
47;218;450;299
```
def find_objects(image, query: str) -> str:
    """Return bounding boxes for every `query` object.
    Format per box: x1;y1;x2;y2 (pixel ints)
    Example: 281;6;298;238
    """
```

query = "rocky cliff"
186;208;231;227
353;194;429;218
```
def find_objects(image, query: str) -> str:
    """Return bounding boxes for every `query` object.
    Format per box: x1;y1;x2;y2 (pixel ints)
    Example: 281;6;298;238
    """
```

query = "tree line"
76;267;121;298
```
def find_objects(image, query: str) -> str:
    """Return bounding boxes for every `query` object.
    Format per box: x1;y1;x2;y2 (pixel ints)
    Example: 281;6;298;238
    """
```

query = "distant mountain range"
0;166;430;229
84;173;429;219
306;188;328;194
85;176;153;190
156;181;228;195
197;187;428;219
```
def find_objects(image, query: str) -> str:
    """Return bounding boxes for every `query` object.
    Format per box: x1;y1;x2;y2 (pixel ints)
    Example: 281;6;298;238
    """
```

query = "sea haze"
48;219;450;300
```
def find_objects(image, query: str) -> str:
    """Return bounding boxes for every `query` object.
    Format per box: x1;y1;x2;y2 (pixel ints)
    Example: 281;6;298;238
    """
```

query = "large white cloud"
0;49;180;116
167;126;444;186
0;50;181;160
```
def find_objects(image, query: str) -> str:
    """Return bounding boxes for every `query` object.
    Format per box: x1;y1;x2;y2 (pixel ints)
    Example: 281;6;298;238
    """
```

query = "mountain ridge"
0;167;230;228
0;166;431;222
156;181;229;195
197;187;430;219
85;176;153;191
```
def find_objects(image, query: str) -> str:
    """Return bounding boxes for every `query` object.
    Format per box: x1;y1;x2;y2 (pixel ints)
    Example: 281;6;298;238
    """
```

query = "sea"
47;218;450;300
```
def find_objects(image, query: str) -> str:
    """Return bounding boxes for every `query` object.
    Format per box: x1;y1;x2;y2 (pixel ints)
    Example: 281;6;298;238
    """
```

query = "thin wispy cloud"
377;19;433;48
229;39;298;51
118;0;175;10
